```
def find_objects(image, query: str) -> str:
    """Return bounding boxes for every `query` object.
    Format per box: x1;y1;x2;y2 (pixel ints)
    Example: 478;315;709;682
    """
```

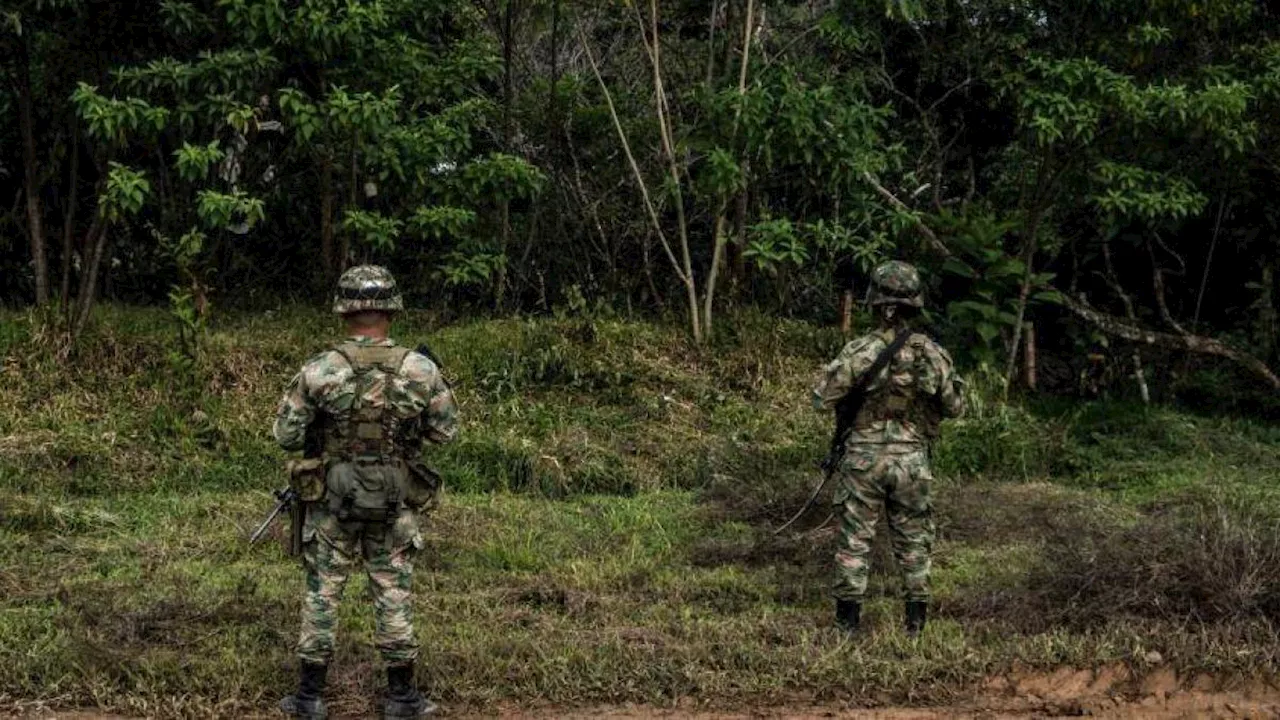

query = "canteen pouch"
404;458;442;511
326;461;404;524
286;458;327;502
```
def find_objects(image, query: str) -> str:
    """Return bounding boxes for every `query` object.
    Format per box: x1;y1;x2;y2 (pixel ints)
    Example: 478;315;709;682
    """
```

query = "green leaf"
942;257;978;279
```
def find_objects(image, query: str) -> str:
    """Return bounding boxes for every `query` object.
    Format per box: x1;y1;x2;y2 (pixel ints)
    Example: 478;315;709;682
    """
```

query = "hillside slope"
2;308;1279;717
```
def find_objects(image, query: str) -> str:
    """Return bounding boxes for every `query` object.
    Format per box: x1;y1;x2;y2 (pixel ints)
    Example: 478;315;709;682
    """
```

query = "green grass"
2;305;1280;716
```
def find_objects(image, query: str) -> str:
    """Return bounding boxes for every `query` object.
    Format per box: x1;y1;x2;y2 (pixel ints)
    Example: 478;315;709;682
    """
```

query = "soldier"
812;261;965;637
274;265;458;719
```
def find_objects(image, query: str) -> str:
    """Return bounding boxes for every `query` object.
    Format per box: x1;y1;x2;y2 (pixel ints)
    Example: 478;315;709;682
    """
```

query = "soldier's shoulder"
399;349;442;382
300;348;353;377
845;331;886;354
906;330;939;348
911;333;955;364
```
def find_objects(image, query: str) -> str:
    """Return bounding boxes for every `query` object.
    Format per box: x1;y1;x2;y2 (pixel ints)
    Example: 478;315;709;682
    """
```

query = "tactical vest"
853;334;926;429
322;342;413;523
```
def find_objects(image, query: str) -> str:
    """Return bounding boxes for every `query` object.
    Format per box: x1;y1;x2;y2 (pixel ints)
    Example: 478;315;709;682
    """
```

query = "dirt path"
5;695;1280;719
5;666;1280;719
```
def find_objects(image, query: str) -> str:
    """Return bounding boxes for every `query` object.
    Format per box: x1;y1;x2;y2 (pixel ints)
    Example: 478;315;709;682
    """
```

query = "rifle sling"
830;328;914;457
775;328;914;536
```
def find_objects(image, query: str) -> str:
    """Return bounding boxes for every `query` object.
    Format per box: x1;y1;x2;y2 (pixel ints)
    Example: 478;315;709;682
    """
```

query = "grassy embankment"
2;306;1280;717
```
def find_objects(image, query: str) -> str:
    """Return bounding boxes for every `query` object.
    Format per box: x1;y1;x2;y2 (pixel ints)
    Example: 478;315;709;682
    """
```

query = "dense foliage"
2;0;1278;395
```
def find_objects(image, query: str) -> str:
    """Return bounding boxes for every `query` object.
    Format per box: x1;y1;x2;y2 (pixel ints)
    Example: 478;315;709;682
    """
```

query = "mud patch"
5;667;1280;719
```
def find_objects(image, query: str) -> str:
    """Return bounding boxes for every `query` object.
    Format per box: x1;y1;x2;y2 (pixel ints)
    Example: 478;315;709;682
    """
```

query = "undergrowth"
1;305;1279;716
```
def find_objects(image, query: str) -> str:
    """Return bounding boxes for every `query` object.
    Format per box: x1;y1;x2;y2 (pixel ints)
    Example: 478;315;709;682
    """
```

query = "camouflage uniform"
274;337;457;665
274;265;456;719
812;261;964;631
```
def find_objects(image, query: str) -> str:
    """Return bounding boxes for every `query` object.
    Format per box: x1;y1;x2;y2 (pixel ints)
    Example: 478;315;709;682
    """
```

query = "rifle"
415;340;452;391
415;340;443;368
251;420;324;555
774;328;914;535
250;486;300;551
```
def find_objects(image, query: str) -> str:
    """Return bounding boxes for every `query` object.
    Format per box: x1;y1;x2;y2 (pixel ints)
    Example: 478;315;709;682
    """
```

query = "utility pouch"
286;458;327;502
404;458;442;511
326;461;404;525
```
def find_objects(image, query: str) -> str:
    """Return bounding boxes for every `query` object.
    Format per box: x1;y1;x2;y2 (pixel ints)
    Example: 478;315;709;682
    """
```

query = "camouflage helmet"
867;261;924;308
333;265;405;315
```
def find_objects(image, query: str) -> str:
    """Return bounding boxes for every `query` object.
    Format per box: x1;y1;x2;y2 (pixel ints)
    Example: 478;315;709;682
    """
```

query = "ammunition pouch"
404;458;442;511
286;458;327;502
855;390;914;428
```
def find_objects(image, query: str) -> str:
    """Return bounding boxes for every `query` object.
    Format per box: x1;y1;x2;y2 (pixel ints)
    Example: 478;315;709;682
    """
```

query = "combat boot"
835;599;861;634
905;600;928;637
384;662;439;718
279;662;328;719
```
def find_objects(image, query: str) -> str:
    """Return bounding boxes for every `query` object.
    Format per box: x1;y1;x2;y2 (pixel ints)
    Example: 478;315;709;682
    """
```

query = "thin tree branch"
637;0;701;340
1151;230;1186;275
576;19;687;286
1193;194;1227;331
862;171;953;258
1146;234;1189;337
1101;241;1150;403
703;0;755;335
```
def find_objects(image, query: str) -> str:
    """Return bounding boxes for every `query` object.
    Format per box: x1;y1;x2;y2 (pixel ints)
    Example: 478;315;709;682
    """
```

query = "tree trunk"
840;289;854;335
60;131;80;308
703;0;754;336
704;206;730;333
71;220;108;344
548;0;562;289
1262;263;1277;365
730;187;748;294
342;140;356;270
643;0;701;342
321;156;335;280
495;0;516;310
1002;211;1043;399
14;36;49;304
1023;322;1037;390
1131;349;1150;405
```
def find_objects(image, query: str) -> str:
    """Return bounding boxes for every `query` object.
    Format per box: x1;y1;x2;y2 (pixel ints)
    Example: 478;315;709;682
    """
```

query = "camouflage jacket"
813;327;965;446
273;336;459;453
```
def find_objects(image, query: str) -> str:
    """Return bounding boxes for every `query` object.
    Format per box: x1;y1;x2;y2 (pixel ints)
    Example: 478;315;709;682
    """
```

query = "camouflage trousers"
297;503;424;666
831;443;935;602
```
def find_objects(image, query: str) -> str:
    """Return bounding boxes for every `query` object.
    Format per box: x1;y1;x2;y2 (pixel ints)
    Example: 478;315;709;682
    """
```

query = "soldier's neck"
878;320;910;333
345;322;390;341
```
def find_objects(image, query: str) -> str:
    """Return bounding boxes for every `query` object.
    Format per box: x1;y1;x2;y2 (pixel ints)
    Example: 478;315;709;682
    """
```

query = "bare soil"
4;666;1279;719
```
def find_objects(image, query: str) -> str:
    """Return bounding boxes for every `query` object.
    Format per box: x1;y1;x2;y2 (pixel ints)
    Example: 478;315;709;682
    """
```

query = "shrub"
956;487;1280;631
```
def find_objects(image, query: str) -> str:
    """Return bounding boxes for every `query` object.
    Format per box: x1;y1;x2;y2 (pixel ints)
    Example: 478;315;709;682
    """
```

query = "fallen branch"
881;195;1280;391
1060;292;1280;391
